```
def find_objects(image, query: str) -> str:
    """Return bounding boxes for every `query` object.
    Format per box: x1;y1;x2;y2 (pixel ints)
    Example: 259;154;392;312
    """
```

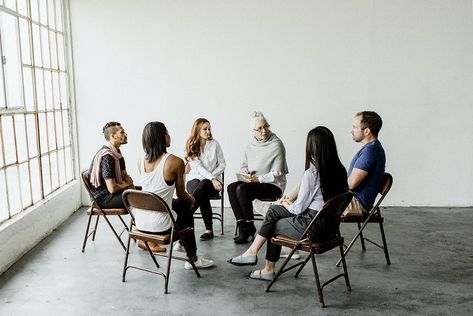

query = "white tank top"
133;153;177;232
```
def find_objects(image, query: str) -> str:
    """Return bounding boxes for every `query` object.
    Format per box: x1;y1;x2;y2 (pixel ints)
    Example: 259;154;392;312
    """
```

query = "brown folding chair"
121;189;200;294
80;170;129;252
337;173;393;266
266;191;353;308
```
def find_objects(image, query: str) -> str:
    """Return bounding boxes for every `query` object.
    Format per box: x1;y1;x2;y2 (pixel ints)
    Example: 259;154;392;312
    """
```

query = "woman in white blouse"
185;118;226;240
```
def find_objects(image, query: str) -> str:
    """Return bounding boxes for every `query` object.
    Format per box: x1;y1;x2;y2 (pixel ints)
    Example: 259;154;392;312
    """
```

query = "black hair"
305;126;348;201
102;121;121;140
142;121;168;162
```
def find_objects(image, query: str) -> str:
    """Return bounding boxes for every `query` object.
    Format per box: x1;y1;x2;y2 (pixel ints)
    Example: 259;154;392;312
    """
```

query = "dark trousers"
227;181;282;221
186;179;219;230
172;198;197;257
259;205;336;262
96;191;125;209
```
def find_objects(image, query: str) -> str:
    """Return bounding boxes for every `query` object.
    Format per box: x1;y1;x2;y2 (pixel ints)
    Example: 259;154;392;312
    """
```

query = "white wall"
0;182;81;274
70;0;473;206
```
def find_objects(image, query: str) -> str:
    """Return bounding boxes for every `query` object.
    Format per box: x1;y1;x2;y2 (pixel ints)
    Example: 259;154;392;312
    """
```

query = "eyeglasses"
252;124;270;132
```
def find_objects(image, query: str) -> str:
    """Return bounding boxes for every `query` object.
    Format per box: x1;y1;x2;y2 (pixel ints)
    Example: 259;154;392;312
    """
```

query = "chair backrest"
122;189;178;228
81;169;102;208
301;191;353;239
371;173;393;212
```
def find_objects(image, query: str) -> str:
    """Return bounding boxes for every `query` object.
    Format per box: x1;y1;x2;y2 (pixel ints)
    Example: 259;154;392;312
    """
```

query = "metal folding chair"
121;189;200;294
337;173;393;266
80;170;129;252
266;192;353;308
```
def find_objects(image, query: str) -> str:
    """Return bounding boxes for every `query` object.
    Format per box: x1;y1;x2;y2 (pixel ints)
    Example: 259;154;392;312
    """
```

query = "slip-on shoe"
246;270;275;282
227;255;257;266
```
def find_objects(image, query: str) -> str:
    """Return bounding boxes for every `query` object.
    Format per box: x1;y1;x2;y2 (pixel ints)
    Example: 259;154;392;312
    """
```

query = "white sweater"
186;139;226;182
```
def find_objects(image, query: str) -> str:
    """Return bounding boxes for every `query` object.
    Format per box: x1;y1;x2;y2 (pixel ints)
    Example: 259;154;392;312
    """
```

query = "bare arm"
165;155;195;206
348;168;368;190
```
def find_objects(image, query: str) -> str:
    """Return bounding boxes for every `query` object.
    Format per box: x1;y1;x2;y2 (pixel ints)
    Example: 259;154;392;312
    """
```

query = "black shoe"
234;234;250;244
200;231;214;241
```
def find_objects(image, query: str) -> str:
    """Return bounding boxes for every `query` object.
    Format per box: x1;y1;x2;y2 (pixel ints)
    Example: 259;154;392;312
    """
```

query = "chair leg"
92;214;100;241
295;255;311;278
357;222;366;251
220;199;224;235
81;211;94;253
309;250;325;308
338;244;351;291
379;222;391;265
102;214;127;251
164;241;174;294
179;235;201;278
122;235;132;282
266;249;295;292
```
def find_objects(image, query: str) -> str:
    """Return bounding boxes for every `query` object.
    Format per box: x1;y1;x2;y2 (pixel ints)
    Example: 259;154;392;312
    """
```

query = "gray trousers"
259;204;337;262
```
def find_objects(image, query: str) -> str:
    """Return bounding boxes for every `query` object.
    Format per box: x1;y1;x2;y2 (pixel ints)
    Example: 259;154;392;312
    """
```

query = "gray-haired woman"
227;112;288;244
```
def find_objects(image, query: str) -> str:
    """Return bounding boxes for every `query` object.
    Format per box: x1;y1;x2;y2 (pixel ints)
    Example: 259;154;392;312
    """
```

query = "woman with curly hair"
185;118;226;240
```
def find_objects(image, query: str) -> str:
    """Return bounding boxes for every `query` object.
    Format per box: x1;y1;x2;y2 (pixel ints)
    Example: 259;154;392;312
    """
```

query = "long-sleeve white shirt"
288;165;324;215
187;139;226;182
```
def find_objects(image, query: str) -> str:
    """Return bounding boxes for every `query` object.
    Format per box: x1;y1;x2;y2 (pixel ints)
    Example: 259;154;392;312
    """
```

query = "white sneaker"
184;257;214;270
173;242;185;253
253;199;273;216
280;247;301;260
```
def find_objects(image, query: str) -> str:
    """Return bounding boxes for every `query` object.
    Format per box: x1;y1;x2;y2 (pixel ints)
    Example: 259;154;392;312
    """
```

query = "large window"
0;0;74;223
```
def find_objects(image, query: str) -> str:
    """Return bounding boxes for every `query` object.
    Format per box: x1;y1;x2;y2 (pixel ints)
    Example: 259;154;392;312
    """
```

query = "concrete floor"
0;206;472;315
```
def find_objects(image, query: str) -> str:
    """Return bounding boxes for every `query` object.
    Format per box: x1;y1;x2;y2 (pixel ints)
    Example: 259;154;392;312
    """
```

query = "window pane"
41;154;51;195
50;30;58;70
41;27;50;68
55;0;62;32
19;162;32;208
50;151;59;190
4;0;16;11
48;0;56;30
55;111;63;148
0;129;4;167
62;110;70;145
2;115;17;165
57;148;65;185
65;145;72;181
0;170;8;221
14;114;28;162
38;112;48;153
6;166;21;215
52;71;60;108
30;158;42;202
0;61;5;108
26;114;38;158
39;0;48;25
1;13;24;108
32;23;42;67
59;72;67;108
31;0;40;23
47;111;56;150
57;34;65;70
36;70;45;110
23;67;34;110
44;70;53;110
19;18;31;65
18;0;29;17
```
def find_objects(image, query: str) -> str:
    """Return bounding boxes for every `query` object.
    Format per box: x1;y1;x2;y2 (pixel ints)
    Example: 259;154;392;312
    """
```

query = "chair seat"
87;207;128;216
341;212;383;223
129;227;194;245
272;234;344;254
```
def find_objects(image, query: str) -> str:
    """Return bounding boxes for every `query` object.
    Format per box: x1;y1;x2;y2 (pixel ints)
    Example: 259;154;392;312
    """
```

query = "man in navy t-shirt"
343;111;386;216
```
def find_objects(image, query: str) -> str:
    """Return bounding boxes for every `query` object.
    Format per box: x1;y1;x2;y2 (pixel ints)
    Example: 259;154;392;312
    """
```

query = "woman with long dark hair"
228;126;348;281
185;118;225;240
133;121;214;269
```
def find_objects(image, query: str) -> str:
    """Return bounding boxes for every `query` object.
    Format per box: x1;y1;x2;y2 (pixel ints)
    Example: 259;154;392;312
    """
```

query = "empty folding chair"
80;170;129;252
266;192;353;308
121;189;200;294
337;173;393;266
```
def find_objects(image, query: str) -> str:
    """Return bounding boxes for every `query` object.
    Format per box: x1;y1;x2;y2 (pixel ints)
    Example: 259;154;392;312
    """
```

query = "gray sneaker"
184;257;214;270
173;242;185;253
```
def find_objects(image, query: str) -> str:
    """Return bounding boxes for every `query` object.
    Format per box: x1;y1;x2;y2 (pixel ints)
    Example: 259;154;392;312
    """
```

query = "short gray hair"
250;111;267;128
